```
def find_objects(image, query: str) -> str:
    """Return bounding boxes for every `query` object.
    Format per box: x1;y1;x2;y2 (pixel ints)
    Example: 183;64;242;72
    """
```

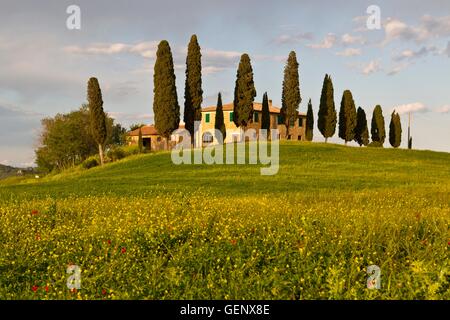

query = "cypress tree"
261;92;271;132
138;128;143;153
354;107;369;146
389;111;402;148
153;40;180;149
233;54;256;129
281;51;301;137
184;35;203;143
306;99;314;141
214;92;226;143
371;105;386;146
318;74;337;142
338;90;357;144
87;77;107;165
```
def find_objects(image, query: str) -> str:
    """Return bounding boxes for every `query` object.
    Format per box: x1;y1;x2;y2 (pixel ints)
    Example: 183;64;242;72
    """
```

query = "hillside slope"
1;142;450;198
1;142;449;300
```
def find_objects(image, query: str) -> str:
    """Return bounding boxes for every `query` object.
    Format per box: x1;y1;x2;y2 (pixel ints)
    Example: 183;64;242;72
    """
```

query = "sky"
0;0;449;167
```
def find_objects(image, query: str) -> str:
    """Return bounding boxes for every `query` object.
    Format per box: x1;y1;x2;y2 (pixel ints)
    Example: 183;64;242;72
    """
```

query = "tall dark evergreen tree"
280;51;301;137
138;128;143;153
184;35;203;143
371;105;386;146
153;40;180;149
214;92;226;143
318;74;337;142
354;107;369;146
261;92;271;132
87;77;107;165
389;111;402;148
338;90;357;144
306;99;314;142
233;53;256;129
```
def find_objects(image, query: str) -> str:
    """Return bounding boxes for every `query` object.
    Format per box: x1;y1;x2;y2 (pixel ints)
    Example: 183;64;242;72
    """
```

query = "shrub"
81;156;99;169
107;147;127;162
368;141;384;148
121;145;141;156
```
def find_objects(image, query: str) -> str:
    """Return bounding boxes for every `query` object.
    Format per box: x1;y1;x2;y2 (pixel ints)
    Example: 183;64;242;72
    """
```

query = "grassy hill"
0;164;20;179
0;142;449;299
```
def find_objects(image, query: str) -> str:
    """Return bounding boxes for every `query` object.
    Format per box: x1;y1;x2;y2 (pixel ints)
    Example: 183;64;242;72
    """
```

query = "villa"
127;101;307;150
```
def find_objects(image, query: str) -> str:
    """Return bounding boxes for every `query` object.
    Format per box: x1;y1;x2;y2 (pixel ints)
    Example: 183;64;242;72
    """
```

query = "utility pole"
408;112;413;150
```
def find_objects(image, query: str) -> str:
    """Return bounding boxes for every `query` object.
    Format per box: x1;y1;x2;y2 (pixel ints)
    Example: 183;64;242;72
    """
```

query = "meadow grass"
0;142;449;299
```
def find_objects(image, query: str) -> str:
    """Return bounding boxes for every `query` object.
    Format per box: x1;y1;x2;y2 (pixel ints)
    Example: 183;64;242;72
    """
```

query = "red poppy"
32;285;38;292
107;239;112;245
102;289;107;295
35;233;41;241
230;239;237;246
448;241;450;246
31;210;38;215
121;247;127;254
44;285;49;292
70;288;77;294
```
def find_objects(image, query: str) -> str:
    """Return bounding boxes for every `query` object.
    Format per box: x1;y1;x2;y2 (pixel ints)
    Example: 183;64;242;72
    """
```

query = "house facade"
200;101;307;145
127;124;185;151
127;100;307;149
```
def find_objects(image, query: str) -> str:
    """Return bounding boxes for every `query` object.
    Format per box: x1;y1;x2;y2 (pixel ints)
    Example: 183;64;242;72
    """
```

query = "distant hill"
0;164;35;179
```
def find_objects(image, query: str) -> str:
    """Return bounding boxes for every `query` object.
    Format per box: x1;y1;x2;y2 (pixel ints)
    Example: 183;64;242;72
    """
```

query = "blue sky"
1;0;449;166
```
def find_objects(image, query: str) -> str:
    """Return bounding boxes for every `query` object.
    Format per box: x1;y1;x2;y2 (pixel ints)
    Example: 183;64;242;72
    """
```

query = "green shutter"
254;112;259;123
205;113;210;123
298;118;303;127
277;115;282;125
230;112;234;122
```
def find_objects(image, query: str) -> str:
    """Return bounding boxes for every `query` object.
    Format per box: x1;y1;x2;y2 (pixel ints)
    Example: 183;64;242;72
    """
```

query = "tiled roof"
127;124;185;136
202;102;306;116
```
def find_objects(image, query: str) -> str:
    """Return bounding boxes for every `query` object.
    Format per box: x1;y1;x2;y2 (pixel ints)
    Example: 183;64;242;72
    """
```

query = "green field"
0;142;449;299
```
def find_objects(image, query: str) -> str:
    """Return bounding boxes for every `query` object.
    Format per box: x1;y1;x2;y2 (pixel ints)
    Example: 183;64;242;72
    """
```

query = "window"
205;113;210;123
298;135;302;141
202;132;213;143
277;115;283;125
253;112;259;123
298;118;303;127
289;118;295;128
230;112;234;122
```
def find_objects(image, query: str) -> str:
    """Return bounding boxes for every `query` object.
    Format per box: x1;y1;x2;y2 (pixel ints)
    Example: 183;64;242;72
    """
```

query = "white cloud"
394;102;429;115
203;49;241;60
336;48;361;57
394;46;438;61
64;41;159;59
273;32;314;44
307;33;337;49
383;15;450;45
341;33;365;45
362;60;381;75
437;105;450;113
383;18;429;44
386;63;410;76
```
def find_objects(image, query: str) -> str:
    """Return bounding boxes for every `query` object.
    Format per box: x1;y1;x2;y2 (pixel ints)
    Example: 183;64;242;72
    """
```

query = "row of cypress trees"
152;35;305;145
316;74;402;148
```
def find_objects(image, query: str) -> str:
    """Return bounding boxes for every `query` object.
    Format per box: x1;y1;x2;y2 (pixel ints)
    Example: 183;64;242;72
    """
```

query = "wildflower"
44;285;49;292
70;288;77;294
35;233;41;241
230;239;237;246
121;247;127;254
102;289;107;295
31;210;38;215
107;239;112;245
32;285;38;292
